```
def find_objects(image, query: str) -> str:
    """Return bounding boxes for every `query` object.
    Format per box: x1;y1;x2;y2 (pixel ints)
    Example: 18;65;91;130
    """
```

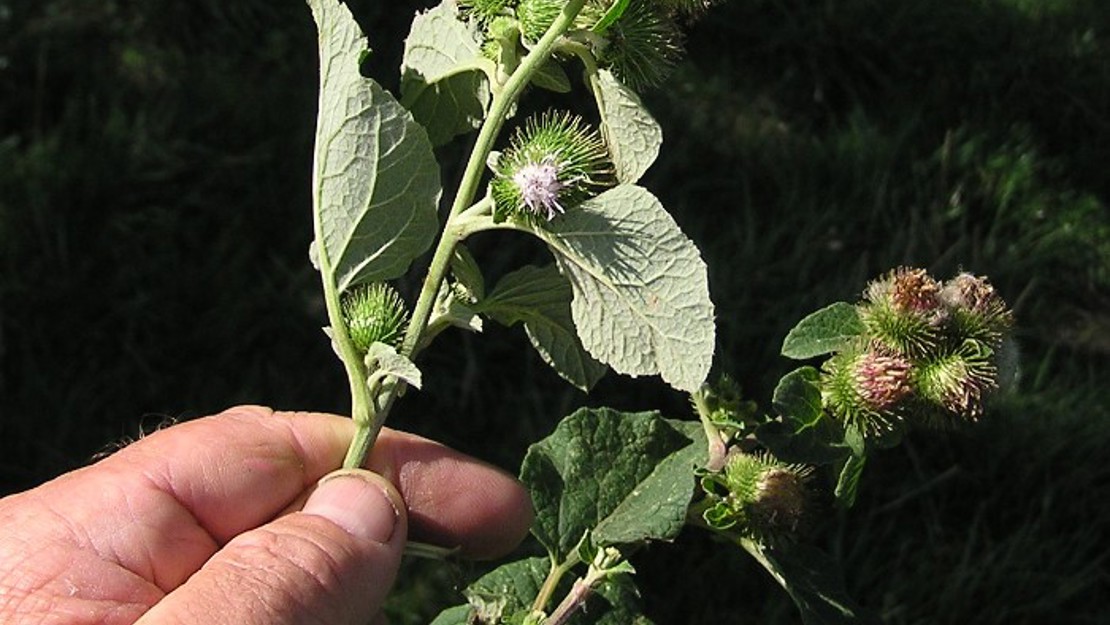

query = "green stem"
532;553;581;614
339;0;589;470
692;387;728;472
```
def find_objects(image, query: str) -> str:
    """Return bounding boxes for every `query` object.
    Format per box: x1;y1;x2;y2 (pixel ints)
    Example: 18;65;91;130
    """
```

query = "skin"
0;405;534;625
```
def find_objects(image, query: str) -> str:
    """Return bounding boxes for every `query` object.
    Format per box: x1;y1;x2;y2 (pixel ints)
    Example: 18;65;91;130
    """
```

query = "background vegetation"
1;0;1107;623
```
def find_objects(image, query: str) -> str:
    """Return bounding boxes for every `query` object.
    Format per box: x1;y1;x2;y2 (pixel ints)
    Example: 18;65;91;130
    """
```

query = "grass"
2;0;1109;623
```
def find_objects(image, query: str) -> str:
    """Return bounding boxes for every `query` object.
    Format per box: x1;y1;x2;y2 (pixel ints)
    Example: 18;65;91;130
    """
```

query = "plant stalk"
339;0;590;470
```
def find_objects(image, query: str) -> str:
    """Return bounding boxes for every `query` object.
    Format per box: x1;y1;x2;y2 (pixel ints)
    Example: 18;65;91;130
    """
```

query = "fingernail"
305;469;401;544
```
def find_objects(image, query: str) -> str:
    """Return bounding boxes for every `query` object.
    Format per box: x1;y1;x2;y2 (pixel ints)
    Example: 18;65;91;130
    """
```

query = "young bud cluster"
490;111;614;223
701;453;812;542
824;268;1014;436
341;283;409;354
460;0;723;96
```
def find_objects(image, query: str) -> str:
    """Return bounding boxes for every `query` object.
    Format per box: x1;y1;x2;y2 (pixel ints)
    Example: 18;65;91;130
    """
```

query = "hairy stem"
545;576;594;625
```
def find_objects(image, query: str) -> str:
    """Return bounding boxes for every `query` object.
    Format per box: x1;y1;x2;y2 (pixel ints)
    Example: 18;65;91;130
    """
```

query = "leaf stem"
544;575;595;625
692;387;729;472
532;552;581;614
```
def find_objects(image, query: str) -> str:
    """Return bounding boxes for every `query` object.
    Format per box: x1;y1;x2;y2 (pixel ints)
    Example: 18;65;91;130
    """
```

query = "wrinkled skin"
0;406;533;625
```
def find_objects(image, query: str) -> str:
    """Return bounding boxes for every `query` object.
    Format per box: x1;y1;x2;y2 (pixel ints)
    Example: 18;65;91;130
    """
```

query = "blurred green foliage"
1;0;1107;623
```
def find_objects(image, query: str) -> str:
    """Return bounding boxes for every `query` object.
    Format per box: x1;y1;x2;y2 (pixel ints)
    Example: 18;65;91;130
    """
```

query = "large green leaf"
464;557;551;624
432;556;647;625
481;264;607;391
535;185;715;392
521;408;705;561
756;366;849;465
592;69;661;184
401;0;491;145
309;0;440;292
781;302;865;360
744;540;879;625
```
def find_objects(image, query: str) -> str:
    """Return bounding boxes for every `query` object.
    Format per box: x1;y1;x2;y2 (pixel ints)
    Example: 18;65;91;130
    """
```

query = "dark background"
2;1;1108;623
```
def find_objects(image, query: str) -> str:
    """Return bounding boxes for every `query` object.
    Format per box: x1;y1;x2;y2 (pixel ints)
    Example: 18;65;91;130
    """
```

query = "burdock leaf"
744;540;880;625
309;0;440;292
782;302;865;360
464;557;551;624
532;57;573;93
834;453;866;509
533;185;715;393
520;408;705;561
401;0;491;145
365;342;422;389
593;69;662;184
481;265;607;391
757;367;849;465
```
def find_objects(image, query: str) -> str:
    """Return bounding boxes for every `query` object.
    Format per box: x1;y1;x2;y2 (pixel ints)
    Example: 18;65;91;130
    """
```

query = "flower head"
821;343;909;437
341;283;408;353
914;340;999;423
860;267;946;357
512;155;567;220
490;111;614;223
596;0;684;91
940;272;1013;345
711;452;812;542
459;0;512;25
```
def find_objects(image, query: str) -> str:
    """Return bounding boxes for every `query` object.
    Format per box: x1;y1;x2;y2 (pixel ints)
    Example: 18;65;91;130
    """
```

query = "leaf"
429;605;471;625
365;342;422;389
401;0;492;145
744;540;880;625
309;0;441;292
464;557;551;624
834;453;866;509
532;57;573;93
451;244;485;300
534;185;715;392
756;367;849;465
592;70;662;184
594;575;653;625
781;302;866;360
520;408;705;561
404;72;491;147
481;265;607;391
433;285;484;334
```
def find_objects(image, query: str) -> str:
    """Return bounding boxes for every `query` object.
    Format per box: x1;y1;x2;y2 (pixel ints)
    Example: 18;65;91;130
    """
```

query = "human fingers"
2;406;531;590
134;469;405;625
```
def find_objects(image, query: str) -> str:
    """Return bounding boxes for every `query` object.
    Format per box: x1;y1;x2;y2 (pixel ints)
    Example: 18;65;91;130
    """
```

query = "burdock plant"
301;0;1016;622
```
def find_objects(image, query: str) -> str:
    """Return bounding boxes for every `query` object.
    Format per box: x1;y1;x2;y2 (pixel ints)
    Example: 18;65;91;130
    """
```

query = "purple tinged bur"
853;350;913;412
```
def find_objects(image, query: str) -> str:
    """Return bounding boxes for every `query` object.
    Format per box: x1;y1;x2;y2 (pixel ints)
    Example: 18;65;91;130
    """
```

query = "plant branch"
340;0;589;470
532;553;581;614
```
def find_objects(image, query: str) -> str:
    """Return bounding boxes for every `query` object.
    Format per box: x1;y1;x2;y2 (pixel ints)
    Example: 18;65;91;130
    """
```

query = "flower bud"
821;344;909;436
860;267;946;358
459;0;513;25
341;283;408;354
914;340;998;422
490;111;614;222
940;272;1013;345
719;453;811;542
596;0;683;91
516;0;563;42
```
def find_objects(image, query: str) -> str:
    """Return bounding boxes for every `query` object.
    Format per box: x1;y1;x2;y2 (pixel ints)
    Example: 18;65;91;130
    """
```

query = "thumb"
138;470;407;625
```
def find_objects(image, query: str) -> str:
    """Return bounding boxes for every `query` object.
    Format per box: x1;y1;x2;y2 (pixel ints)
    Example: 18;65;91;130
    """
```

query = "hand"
0;406;534;625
